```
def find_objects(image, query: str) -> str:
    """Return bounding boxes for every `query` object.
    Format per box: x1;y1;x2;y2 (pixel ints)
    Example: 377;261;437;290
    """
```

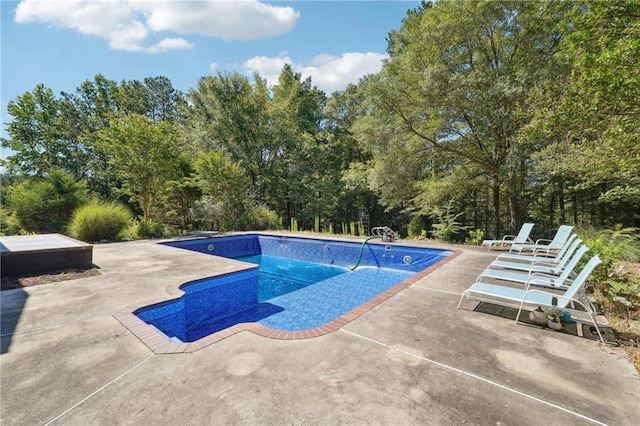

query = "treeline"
1;70;381;237
1;0;638;242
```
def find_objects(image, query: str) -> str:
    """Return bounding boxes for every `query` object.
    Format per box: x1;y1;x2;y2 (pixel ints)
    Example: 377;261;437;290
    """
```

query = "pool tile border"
114;244;461;354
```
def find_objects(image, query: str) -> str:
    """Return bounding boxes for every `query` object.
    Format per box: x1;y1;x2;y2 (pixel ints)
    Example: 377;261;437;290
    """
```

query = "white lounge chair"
495;233;578;263
481;223;534;251
457;255;605;344
476;245;589;289
488;237;583;275
509;225;574;254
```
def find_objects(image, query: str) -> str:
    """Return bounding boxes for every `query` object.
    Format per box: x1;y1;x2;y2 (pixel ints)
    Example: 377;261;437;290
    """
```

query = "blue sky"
1;0;419;140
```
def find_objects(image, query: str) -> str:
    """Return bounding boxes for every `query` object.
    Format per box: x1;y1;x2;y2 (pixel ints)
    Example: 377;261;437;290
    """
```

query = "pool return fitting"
350;226;398;271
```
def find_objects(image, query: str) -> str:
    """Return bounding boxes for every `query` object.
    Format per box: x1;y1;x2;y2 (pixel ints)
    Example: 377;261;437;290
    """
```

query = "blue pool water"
136;235;453;342
238;254;348;301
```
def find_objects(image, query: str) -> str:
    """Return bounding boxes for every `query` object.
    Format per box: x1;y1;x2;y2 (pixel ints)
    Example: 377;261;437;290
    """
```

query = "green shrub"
189;196;222;231
607;275;640;304
0;209;25;236
7;169;88;233
328;223;334;234
430;200;467;242
578;226;640;303
466;228;485;245
237;206;281;231
579;227;640;268
408;215;428;238
123;218;167;239
69;200;133;242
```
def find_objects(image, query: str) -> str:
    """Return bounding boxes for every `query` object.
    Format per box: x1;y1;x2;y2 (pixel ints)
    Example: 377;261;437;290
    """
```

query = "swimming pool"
121;234;456;353
237;254;348;301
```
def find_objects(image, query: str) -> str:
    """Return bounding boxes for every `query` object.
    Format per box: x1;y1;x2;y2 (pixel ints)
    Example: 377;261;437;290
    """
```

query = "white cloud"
242;52;388;93
243;55;293;84
138;0;299;41
14;0;299;53
146;38;194;54
16;0;148;51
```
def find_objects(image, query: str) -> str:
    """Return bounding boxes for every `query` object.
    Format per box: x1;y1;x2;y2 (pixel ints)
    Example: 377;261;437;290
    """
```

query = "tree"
193;150;251;231
530;0;640;227
354;0;572;237
266;64;327;223
97;114;181;222
1;84;93;178
116;79;150;117
163;156;201;231
56;74;121;197
7;169;89;233
323;85;375;218
143;76;185;123
188;67;332;226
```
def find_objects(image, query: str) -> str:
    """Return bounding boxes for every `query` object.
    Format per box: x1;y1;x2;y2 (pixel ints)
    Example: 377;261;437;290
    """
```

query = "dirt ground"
1;268;101;291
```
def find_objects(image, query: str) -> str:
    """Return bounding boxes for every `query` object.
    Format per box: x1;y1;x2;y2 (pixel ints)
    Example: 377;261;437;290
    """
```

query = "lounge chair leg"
515;301;526;325
456;293;468;309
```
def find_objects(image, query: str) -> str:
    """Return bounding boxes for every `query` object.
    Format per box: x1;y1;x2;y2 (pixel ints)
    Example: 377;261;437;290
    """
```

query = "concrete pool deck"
1;236;639;424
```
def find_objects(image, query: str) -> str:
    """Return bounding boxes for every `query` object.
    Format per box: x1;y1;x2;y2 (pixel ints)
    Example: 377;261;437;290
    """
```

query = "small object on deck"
562;310;576;324
547;314;563;331
529;306;547;325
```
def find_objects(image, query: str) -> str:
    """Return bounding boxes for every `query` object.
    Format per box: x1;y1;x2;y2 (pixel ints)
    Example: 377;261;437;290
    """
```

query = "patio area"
1;236;639;425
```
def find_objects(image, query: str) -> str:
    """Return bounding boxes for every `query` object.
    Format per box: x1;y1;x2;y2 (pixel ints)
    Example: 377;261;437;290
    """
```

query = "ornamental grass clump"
69;200;133;242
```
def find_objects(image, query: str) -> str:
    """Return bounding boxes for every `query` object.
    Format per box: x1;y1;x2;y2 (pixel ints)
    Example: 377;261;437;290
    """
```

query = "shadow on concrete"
1;288;28;354
474;302;619;345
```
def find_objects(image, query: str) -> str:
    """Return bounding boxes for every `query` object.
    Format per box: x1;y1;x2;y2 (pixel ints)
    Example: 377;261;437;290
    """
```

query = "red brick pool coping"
114;244;462;354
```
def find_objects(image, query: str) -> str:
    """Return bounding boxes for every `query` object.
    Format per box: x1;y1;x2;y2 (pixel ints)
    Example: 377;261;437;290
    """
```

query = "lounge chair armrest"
531;249;555;257
522;288;570;307
501;234;517;241
528;271;556;278
534;238;552;245
527;278;568;289
531;260;557;267
528;272;572;286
